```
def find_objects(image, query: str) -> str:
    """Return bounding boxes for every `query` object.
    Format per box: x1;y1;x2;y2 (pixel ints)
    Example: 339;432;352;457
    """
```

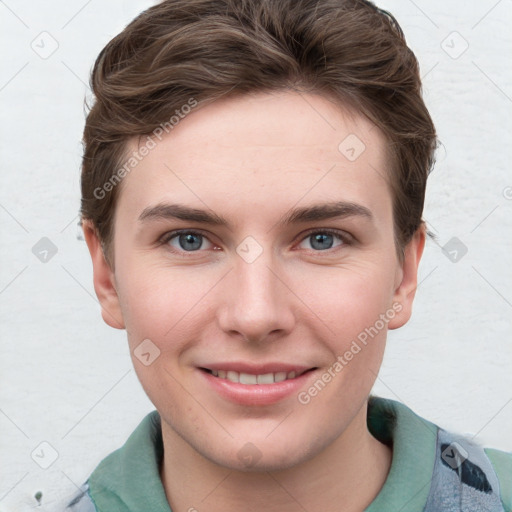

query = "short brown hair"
80;0;436;265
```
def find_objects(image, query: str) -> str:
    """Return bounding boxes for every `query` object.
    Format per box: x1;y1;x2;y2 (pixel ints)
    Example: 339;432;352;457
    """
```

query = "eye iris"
311;233;333;250
179;233;202;251
173;232;338;252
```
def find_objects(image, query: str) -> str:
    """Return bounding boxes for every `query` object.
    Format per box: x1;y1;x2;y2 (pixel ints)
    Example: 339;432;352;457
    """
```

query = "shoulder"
485;446;512;510
424;428;511;511
58;410;164;512
367;396;511;511
59;483;96;512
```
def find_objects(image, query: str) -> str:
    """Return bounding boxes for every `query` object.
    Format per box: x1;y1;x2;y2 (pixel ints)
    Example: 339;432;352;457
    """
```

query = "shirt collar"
87;397;439;512
365;396;438;511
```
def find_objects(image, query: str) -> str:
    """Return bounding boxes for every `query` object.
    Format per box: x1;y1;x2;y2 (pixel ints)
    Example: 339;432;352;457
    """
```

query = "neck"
159;402;391;512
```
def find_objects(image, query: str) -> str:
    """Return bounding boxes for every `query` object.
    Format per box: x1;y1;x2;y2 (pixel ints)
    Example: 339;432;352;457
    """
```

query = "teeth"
274;371;287;382
239;373;257;384
208;369;302;385
226;371;239;383
257;373;274;384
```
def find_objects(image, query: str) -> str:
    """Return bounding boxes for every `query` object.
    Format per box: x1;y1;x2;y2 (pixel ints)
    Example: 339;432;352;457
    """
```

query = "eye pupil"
311;233;334;250
168;230;344;254
180;233;202;251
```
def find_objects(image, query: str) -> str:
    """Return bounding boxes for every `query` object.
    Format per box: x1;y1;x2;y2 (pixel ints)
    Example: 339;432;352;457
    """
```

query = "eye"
297;229;349;252
160;230;214;253
159;228;351;256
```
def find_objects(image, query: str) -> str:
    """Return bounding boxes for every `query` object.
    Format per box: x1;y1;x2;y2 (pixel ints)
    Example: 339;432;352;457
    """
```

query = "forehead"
116;91;392;229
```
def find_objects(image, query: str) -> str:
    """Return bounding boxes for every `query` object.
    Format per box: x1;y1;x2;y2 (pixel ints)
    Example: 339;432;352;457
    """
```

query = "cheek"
117;252;397;348
293;268;393;422
116;260;179;326
294;262;396;338
291;263;396;396
115;263;222;359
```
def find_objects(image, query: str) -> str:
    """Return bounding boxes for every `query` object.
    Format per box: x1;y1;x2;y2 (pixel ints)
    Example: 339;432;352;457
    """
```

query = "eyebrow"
138;201;373;230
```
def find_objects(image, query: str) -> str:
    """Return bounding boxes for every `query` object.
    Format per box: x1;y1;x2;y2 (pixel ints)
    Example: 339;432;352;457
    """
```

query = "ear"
388;224;426;330
82;220;125;329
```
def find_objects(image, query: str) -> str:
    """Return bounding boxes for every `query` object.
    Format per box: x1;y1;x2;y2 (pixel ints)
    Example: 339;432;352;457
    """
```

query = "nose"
217;246;295;344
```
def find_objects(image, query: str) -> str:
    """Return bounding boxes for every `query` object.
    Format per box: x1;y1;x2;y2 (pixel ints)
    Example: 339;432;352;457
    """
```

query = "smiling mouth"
199;368;317;385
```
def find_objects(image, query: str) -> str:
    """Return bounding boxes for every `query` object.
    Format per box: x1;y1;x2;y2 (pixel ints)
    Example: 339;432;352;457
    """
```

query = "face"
86;91;424;471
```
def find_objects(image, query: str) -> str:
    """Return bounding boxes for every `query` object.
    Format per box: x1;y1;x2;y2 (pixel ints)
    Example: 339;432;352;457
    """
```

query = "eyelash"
158;228;353;257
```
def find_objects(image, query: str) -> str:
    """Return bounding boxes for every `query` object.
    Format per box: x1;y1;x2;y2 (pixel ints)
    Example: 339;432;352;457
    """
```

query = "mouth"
198;364;319;405
199;367;316;385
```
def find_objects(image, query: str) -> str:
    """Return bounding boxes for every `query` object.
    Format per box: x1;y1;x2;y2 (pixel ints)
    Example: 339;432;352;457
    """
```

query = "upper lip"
198;362;316;375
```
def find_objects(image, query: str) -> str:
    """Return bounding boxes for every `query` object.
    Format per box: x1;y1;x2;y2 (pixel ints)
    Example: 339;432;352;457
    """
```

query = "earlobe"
388;225;426;330
82;220;125;330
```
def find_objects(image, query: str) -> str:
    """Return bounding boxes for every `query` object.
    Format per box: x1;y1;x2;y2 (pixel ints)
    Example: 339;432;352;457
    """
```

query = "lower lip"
199;369;316;406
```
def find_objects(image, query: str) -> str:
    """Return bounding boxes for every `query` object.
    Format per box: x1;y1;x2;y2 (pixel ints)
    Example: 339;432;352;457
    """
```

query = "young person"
64;0;511;510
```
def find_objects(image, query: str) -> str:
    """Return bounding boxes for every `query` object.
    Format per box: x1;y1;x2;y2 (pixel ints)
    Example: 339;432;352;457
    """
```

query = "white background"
1;0;511;510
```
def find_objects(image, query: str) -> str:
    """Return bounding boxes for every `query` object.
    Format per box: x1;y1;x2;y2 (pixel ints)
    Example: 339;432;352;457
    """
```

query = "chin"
199;432;327;474
213;450;306;473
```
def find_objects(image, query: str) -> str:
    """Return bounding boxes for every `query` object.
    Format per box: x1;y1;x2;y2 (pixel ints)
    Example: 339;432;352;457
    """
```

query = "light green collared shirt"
64;397;511;511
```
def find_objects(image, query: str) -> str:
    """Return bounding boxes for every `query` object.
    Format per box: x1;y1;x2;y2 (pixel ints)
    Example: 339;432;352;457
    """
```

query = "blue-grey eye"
312;233;333;250
166;231;213;252
180;233;201;251
299;231;345;251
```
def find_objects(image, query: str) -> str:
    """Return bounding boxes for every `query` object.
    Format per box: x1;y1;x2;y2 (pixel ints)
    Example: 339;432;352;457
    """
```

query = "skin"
84;90;425;512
